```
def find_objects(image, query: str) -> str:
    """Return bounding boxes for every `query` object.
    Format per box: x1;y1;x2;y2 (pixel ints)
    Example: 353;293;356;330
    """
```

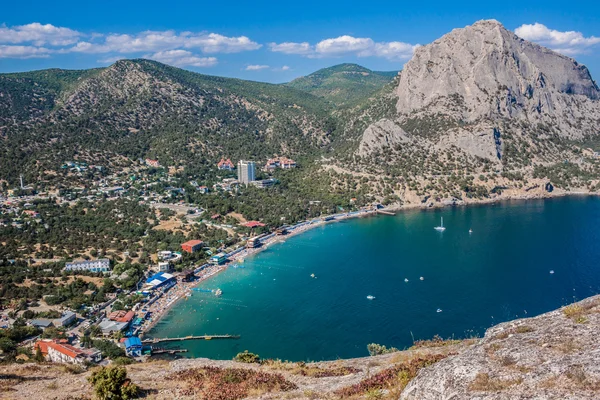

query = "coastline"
140;189;599;339
139;209;378;337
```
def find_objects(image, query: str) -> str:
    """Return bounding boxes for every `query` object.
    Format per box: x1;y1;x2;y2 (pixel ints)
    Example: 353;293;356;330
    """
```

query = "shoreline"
139;209;378;337
140;190;598;339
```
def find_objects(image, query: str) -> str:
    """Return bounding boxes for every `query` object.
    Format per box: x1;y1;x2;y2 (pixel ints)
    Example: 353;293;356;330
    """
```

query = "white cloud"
280;65;290;71
269;36;418;60
147;50;218;67
0;22;80;46
245;64;269;71
68;30;261;54
0;45;51;59
515;23;600;55
269;41;313;55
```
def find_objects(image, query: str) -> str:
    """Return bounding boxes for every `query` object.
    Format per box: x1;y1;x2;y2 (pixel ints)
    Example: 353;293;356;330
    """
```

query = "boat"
419;277;424;281
404;278;409;282
366;295;375;300
436;308;443;313
214;288;223;297
310;273;315;278
434;217;446;231
549;270;555;274
469;229;473;234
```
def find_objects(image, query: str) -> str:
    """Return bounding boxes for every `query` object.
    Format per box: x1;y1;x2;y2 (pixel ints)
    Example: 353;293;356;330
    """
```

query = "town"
0;154;377;366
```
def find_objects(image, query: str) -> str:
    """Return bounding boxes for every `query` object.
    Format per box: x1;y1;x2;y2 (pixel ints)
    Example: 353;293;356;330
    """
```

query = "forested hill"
285;63;398;107
0;59;338;184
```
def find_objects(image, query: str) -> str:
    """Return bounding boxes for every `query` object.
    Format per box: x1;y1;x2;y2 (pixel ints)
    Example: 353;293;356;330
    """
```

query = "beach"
138;208;377;336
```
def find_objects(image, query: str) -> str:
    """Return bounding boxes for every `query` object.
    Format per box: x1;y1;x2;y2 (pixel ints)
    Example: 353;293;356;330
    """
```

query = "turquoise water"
148;197;600;361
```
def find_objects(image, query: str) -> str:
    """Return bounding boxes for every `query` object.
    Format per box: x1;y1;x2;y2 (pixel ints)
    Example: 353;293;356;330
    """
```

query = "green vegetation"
88;366;139;400
234;350;260;363
286;63;397;107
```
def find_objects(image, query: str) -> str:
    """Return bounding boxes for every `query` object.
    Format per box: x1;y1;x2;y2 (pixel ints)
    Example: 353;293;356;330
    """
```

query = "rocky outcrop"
358;20;600;161
401;295;600;400
357;118;411;156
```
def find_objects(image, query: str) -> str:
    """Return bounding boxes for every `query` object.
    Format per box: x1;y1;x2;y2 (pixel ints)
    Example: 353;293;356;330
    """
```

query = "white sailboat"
434;217;446;231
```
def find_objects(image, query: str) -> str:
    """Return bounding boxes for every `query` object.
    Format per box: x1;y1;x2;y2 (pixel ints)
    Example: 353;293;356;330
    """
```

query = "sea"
148;196;600;361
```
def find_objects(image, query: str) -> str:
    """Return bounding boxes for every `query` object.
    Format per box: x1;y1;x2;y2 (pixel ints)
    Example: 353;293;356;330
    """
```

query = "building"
198;186;209;194
181;239;204;253
145;159;160;168
124;336;143;357
264;157;296;171
217;158;235;170
35;340;102;365
243;221;266;228
210;253;228;265
250;178;277;189
53;311;76;327
237;160;256;184
64;259;110;273
145;272;176;291
157;261;172;272
30;319;53;329
275;226;288;235
246;237;261;249
108;310;135;323
98;319;130;335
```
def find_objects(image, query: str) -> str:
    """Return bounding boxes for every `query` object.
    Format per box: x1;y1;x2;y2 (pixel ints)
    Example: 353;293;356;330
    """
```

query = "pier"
377;209;396;216
142;334;240;344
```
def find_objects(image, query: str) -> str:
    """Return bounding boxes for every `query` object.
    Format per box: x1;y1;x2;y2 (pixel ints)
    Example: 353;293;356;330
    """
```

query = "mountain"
356;20;600;164
286;63;398;107
0;59;336;182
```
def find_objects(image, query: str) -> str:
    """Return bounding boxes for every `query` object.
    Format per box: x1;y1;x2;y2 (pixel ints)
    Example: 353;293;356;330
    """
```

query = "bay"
148;197;600;361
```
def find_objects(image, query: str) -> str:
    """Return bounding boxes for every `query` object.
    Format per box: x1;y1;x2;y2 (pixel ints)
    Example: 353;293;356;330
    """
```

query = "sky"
1;0;600;83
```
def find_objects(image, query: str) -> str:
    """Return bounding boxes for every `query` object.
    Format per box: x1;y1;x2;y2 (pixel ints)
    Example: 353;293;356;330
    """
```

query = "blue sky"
1;0;600;83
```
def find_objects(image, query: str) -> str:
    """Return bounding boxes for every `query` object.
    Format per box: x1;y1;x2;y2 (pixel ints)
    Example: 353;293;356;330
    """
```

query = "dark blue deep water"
149;197;600;361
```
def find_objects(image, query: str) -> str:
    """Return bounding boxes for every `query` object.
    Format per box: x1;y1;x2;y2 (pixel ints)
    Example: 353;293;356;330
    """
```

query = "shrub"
233;350;260;364
367;343;398;356
88;366;138;400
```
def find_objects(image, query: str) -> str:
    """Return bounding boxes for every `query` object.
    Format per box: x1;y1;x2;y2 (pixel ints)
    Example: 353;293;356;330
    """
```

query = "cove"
148;196;600;361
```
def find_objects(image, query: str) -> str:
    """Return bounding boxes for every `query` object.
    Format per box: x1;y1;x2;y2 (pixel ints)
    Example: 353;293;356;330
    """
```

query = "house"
264;157;296;170
145;159;160;168
53;311;76;327
64;259;110;273
22;210;40;218
157;261;172;272
181;239;203;253
217;158;235;170
243;221;266;228
124;336;143;357
210;253;228;265
275;226;288;235
198;186;209;194
35;340;101;364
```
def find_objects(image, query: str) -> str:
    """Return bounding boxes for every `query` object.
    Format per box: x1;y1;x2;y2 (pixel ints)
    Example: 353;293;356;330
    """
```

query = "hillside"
3;295;599;399
0;60;335;185
286;63;398;107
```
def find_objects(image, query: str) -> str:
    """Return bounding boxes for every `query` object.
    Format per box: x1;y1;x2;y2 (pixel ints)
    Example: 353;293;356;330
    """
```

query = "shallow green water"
149;197;600;361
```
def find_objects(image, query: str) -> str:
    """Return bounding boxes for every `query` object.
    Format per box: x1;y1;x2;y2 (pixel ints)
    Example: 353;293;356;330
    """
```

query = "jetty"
142;334;240;344
151;347;189;355
377;209;396;216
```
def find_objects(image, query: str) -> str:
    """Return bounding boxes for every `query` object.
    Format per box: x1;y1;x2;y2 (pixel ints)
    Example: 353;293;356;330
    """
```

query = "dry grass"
468;372;523;392
262;359;360;378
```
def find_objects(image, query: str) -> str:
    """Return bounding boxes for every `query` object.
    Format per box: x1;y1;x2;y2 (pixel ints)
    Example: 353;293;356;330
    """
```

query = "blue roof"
145;272;173;284
124;336;142;348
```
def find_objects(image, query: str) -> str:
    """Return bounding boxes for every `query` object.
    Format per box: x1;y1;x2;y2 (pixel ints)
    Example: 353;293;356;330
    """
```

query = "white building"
64;259;110;273
237;160;256;184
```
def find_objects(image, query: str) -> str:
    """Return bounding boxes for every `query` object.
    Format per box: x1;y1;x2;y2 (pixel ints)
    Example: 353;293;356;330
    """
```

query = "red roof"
108;310;135;323
43;341;83;359
182;239;203;247
217;158;234;168
243;221;266;228
211;214;221;219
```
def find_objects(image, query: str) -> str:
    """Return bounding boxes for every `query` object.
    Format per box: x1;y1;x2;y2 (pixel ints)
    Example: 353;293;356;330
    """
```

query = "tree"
88;366;138;400
0;337;16;353
34;345;45;362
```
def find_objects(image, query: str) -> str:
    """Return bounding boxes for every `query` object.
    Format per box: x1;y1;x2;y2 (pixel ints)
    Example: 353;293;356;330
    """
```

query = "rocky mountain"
286;63;398;107
357;20;600;166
